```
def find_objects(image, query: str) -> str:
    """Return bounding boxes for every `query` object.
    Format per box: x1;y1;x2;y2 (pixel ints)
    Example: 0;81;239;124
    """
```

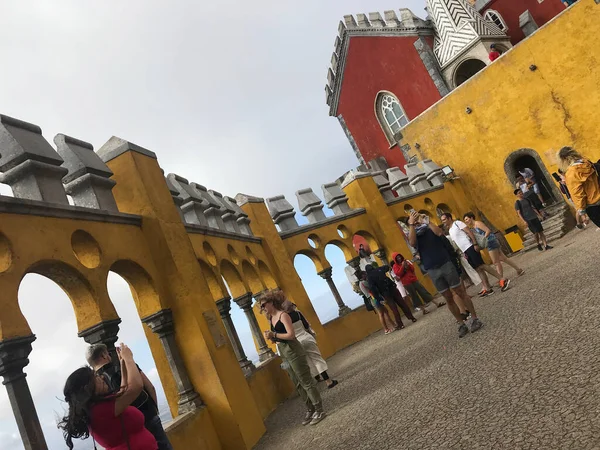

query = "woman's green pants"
279;339;323;411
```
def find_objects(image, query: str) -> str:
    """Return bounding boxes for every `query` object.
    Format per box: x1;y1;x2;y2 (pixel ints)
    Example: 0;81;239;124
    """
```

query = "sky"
0;1;424;448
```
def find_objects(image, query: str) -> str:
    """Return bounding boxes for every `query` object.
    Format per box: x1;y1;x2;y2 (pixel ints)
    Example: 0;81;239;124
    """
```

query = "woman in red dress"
59;343;158;450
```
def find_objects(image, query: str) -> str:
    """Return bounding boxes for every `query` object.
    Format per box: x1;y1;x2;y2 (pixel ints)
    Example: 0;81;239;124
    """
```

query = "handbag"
473;231;488;249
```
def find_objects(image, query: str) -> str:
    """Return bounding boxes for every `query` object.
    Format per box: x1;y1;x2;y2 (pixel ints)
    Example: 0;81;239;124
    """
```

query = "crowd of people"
56;146;600;440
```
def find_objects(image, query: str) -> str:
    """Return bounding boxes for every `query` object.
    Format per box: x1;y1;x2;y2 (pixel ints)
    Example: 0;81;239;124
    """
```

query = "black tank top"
270;314;288;342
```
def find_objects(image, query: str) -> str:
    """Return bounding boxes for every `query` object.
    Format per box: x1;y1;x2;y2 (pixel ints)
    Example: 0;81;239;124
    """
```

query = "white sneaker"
310;411;326;425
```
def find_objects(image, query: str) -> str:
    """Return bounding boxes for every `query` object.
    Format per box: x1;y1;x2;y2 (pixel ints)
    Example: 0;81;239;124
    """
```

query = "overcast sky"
0;1;424;448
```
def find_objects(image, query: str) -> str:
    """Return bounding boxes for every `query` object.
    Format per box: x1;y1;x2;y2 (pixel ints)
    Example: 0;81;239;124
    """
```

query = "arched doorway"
454;59;487;87
504;148;562;206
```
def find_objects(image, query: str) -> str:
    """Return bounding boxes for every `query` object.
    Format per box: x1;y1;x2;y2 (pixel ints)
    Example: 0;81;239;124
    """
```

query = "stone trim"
337;115;364;164
184;223;261;243
234;193;265;207
327;27;434;116
278;208;366;239
0;196;142;226
97;136;157;163
385;184;445;206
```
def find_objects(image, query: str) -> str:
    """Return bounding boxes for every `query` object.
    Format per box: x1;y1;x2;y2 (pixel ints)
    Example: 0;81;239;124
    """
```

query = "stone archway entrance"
504;148;562;206
454;59;487;87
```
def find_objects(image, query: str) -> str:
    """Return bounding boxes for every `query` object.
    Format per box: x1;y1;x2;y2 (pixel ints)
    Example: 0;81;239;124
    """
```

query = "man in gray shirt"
514;189;552;251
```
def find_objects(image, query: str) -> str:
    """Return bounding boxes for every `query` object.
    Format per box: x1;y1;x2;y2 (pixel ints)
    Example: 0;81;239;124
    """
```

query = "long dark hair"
57;367;100;449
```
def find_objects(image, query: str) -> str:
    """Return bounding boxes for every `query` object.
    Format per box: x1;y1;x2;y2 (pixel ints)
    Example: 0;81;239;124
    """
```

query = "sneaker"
545;245;553;250
310;411;326;425
537;244;543;251
517;269;525;276
327;380;339;389
478;289;485;296
458;323;469;338
500;279;511;292
414;307;421;312
302;410;316;426
470;318;484;333
479;289;494;297
576;224;584;230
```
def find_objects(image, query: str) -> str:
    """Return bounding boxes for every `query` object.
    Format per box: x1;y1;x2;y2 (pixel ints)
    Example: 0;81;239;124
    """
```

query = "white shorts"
532;183;540;194
395;281;408;297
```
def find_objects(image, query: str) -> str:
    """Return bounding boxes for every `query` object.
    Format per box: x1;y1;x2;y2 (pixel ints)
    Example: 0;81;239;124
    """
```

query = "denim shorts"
487;235;501;251
427;261;462;293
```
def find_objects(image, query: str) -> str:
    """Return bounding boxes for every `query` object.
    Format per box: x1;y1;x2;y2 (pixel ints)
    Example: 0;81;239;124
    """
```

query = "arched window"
375;92;409;144
484;10;508;31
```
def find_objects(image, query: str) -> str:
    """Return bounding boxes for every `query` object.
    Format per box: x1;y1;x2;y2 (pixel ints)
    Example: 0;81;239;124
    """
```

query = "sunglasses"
259;301;270;310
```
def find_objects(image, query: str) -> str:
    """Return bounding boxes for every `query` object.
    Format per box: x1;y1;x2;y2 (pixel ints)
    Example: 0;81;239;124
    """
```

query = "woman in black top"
261;290;326;426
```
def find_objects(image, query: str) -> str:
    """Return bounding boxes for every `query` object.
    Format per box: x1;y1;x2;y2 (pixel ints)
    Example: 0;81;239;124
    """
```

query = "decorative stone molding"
322;182;352;214
97;136;157;163
233;293;275;362
190;183;226;230
54;134;118;211
422;159;445;186
209;190;241;234
166;174;209;227
318;268;352;316
0;114;68;205
372;171;395;201
266;195;299;231
387;167;413;196
223;196;253;235
404;163;432;192
142;309;204;414
346;256;362;270
78;318;122;366
216;297;255;376
519;10;538;37
0;335;48;450
296;188;326;224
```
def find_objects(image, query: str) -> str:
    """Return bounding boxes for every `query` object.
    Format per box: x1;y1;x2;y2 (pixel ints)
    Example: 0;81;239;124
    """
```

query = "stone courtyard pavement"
254;229;600;450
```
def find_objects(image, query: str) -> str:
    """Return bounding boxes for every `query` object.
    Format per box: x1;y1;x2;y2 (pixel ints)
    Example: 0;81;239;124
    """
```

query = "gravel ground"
254;228;600;450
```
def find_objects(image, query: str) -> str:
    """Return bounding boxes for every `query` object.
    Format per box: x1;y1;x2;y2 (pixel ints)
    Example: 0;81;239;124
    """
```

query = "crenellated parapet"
266;195;299;231
326;9;433;112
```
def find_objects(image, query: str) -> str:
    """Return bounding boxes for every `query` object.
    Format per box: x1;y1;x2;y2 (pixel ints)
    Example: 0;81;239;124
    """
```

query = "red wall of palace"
336;36;442;170
482;0;566;44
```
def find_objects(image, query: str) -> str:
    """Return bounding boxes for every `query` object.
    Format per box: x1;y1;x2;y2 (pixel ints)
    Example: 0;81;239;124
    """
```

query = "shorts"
532;183;540;195
371;296;383;309
427;261;462;294
526;218;543;234
487;235;501;251
464;245;485;269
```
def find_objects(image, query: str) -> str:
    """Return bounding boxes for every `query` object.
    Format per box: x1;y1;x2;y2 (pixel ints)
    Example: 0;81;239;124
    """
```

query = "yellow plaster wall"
165;408;221;450
247;356;295;419
398;0;600;232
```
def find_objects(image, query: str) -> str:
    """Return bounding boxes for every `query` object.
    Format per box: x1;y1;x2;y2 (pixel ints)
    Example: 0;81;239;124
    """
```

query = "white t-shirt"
448;220;474;252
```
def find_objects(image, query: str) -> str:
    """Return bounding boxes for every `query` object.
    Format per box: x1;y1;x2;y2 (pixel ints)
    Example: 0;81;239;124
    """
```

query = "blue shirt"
415;227;451;271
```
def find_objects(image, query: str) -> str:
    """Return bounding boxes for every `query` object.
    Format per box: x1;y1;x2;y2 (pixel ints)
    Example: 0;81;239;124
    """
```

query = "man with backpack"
86;344;174;450
365;264;417;330
515;189;553;251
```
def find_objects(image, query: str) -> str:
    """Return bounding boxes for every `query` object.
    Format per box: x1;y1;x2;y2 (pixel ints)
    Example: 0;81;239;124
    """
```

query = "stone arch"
295;249;325;273
241;260;264;294
257;260;278;289
453;58;487;87
324;239;354;261
219;260;249;298
198;259;227;300
110;260;164;319
436;203;453;217
352;230;380;253
504;148;563;204
26;260;117;332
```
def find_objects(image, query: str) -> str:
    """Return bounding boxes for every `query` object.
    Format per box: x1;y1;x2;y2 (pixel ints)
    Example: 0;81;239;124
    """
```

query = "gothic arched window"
484;10;507;31
376;92;409;145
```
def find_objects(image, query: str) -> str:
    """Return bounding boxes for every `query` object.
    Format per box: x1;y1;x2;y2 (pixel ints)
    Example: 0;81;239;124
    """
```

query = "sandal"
411;318;417;323
384;329;393;335
395;324;405;330
436;301;446;307
422;309;430;315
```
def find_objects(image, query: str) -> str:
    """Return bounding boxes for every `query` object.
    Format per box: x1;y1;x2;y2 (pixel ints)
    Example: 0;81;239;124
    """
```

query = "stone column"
346;257;361;271
0;335;48;450
216;297;256;376
374;249;389;265
78;318;122;367
318;267;352;316
234;293;275;362
142;309;204;414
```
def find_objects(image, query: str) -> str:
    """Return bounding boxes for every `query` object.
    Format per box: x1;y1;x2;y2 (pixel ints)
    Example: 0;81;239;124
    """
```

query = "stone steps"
521;202;574;252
